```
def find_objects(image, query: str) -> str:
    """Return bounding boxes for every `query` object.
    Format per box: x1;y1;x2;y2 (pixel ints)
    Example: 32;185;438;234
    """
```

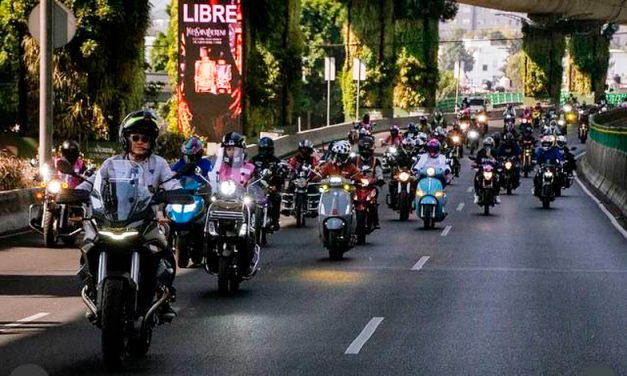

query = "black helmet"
60;140;80;164
119;110;160;152
362;113;370;124
298;139;314;157
419;116;428;125
221;132;246;148
358;136;375;158
258;136;275;158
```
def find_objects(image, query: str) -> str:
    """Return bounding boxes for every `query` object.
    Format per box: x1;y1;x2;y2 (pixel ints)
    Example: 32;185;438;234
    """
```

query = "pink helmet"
426;139;441;158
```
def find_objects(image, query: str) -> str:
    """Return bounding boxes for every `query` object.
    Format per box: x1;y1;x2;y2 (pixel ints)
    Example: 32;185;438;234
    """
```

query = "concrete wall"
0;188;39;237
580;109;627;216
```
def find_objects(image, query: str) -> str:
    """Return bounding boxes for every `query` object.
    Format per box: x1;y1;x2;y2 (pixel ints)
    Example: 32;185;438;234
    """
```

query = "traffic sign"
353;58;366;81
28;0;77;49
324;57;336;81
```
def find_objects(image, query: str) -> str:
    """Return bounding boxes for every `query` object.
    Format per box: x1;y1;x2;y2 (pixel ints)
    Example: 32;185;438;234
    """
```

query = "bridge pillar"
342;0;395;119
521;15;566;104
566;21;616;102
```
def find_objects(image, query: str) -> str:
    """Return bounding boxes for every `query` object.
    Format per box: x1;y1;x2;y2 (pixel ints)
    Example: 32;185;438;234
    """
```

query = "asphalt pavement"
1;122;626;375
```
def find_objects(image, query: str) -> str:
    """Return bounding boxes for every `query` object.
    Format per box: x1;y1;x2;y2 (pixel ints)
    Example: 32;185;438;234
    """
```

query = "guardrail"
436;92;524;112
580;108;627;217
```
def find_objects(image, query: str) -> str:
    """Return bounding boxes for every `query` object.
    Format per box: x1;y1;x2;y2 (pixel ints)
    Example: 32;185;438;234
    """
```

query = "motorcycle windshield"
91;160;152;223
320;188;352;216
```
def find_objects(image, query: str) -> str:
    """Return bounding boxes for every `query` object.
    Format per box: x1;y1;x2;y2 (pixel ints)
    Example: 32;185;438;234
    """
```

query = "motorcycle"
466;128;481;155
353;169;378;244
521;140;535;178
535;164;560;208
58;159;193;370
28;161;88;247
318;176;356;260
281;163;320;228
471;158;498;215
475;112;488;135
448;134;463;177
578;118;589;143
165;172;211;268
532;110;542;129
498;157;519;195
503;114;516;133
414;167;447;229
562;103;578;130
204;175;263;295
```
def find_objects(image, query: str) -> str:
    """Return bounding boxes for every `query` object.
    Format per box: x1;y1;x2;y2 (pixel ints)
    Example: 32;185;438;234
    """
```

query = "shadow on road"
0;275;79;297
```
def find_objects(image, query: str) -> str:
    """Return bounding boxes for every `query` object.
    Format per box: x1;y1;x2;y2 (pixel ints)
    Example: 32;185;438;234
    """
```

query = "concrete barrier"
580;109;627;216
0;188;39;237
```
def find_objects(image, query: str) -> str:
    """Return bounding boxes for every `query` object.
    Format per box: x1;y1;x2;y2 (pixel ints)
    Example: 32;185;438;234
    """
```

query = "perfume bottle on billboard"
216;54;232;94
194;46;217;94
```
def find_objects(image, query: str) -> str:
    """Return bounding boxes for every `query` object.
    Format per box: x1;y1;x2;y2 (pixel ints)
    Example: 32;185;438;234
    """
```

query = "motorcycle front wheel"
399;191;409;221
101;279;126;371
327;231;344;260
356;211;367;245
175;233;189;269
43;209;58;248
218;257;239;295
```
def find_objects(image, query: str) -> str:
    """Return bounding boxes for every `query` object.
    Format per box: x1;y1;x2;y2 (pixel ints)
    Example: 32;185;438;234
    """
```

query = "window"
483;65;488;71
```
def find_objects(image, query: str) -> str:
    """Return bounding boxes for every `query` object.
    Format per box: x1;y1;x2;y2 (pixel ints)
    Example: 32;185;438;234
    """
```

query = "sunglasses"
130;134;150;143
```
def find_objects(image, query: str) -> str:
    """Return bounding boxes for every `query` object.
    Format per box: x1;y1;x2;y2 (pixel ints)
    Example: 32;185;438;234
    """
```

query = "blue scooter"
414;167;448;229
165;175;210;268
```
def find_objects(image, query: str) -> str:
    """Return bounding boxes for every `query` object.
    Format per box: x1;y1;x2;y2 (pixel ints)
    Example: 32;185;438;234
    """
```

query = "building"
440;4;523;37
462;39;510;89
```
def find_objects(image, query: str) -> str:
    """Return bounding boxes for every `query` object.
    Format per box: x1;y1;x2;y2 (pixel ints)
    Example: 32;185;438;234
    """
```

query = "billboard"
178;0;243;141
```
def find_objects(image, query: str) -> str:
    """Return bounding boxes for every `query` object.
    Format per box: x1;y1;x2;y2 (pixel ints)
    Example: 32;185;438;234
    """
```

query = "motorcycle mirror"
56;158;75;175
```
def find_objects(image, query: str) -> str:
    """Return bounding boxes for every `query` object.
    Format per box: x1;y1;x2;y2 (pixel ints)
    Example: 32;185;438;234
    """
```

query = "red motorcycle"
353;176;378;245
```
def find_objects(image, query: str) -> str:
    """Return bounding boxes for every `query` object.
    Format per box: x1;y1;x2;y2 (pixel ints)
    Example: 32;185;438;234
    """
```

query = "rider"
503;103;517;118
288;139;319;171
313;140;364;181
171;136;213;183
496;132;522;188
412;139;451;183
382;125;403;146
418;116;430;133
56;140;88;188
431;110;445;130
461;97;470;110
447;122;465;157
404;122;420;141
78;110;182;321
355;136;384;228
556;135;577;176
473;137;501;204
533;135;564;195
251;137;286;231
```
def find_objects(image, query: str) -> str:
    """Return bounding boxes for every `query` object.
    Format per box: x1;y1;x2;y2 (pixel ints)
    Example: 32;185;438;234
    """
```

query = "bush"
0;152;37;191
155;131;185;162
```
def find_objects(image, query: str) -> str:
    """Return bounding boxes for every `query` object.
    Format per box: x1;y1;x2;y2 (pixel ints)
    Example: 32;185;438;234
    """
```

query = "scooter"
318;176;356;260
414;167;448;229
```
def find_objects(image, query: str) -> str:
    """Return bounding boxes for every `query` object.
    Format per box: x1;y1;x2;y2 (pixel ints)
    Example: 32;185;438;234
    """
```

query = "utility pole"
39;0;53;164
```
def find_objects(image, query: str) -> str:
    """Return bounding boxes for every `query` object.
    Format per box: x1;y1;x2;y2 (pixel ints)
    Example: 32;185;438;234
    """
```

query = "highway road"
1;123;626;375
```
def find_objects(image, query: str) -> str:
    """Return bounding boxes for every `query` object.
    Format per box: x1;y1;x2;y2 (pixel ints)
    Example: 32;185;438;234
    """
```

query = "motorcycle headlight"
219;180;237;196
468;131;479;139
544;171;554;178
426;167;436;177
99;230;139;241
40;164;52;182
435;191;445;198
478;115;487;122
558;120;565;126
415;189;424;197
505;161;513;170
399;172;410;182
460;122;469;130
563;105;572;112
343;184;352;192
243;195;253;205
47;180;62;194
389;147;397;154
452;135;461;144
319;184;329;193
171;201;198;213
483;171;493;180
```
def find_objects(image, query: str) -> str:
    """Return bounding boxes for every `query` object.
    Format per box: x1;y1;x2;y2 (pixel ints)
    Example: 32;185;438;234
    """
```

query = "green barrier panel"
590;117;627;154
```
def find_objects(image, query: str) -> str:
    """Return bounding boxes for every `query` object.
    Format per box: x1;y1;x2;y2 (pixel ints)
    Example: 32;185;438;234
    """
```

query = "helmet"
298;139;314;157
502;132;515;143
181;136;204;163
221;132;246;148
60;140;80;164
419;116;428;125
407;122;417;133
362;113;370;124
524;125;533;135
417;132;429;145
390;125;400;137
541;135;554;150
119;110;160;152
556;135;567;148
507;103;513;109
358;127;371;139
434;110;443;120
483;137;495;148
358;136;375;158
426;139;441;158
435;126;445;137
258;136;275;158
330;140;351;165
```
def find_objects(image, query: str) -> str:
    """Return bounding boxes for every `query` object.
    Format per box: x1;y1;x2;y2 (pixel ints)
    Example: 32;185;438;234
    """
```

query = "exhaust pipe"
144;288;170;325
243;244;261;280
81;285;97;316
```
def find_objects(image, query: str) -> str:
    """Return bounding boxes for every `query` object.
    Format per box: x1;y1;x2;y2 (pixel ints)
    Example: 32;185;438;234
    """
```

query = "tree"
436;69;456;101
504;51;523;90
439;41;474;72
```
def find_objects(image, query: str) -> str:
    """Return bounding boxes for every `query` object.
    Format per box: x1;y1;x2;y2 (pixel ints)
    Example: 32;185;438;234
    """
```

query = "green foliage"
567;27;611;99
394;0;458;21
522;23;565;103
393;49;426;109
150;32;169;72
436;69;456;102
439;41;474;72
155;131;185;162
504;51;523;91
0;152;36;190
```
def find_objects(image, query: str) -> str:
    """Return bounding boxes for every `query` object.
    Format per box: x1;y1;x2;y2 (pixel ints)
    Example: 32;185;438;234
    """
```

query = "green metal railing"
436;92;524;112
590;109;627;154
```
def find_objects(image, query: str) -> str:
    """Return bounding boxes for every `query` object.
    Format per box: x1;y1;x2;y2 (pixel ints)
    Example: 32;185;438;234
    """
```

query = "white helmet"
483;137;495;148
541;135;555;151
331;140;351;165
556;135;567;148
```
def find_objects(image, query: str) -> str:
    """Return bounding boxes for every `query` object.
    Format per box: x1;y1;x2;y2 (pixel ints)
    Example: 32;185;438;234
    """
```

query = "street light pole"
39;0;53;164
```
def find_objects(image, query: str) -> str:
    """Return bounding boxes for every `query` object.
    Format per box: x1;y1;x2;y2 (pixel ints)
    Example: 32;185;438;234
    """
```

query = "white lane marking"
456;203;465;212
441;225;452;237
576;177;627;240
411;256;430;271
466;187;473;193
1;312;50;331
345;317;384;355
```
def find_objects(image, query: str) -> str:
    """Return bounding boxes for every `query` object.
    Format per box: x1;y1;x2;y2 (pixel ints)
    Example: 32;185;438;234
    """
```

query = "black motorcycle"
498;157;519;195
535;164;559;208
281;163;320;228
471;158;498;215
58;159;193;370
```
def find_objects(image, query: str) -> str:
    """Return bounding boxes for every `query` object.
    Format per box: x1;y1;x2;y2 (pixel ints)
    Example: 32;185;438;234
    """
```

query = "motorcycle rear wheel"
101;279;126;371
